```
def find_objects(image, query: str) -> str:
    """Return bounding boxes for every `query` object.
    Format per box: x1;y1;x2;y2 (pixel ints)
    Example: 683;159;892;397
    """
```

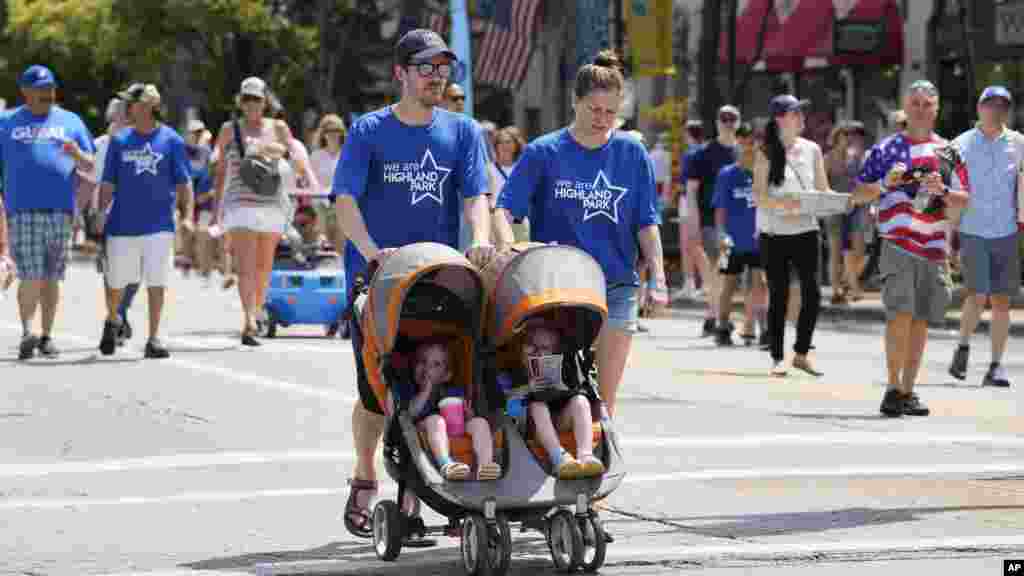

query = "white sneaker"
771;361;788;377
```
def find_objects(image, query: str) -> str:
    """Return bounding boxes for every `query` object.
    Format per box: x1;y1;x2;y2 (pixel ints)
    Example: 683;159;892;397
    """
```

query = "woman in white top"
489;126;527;242
753;94;828;377
211;77;301;346
309;114;346;252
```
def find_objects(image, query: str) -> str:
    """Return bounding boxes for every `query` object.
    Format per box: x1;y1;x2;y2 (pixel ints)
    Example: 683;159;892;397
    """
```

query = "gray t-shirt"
757;137;821;236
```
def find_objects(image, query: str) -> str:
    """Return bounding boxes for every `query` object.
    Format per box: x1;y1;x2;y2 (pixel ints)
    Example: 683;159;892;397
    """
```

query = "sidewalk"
669;285;1024;337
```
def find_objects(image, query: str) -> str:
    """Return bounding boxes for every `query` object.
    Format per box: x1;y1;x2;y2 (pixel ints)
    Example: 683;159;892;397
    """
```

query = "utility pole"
959;0;976;114
614;0;625;55
700;0;723;133
727;0;737;105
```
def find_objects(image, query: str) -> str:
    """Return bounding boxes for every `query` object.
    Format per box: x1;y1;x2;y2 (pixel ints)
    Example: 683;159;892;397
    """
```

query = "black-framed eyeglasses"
409;62;453;78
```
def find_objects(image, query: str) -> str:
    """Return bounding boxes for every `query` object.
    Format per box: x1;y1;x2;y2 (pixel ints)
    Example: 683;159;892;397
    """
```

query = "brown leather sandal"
343;478;377;539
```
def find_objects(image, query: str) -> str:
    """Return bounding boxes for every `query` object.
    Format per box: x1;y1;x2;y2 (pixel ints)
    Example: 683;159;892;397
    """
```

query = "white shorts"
224;205;286;235
677;196;689;220
106;232;175;289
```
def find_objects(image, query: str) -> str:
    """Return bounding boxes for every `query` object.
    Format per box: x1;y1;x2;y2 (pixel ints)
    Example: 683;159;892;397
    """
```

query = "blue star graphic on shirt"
410;149;452;206
124;143;164;176
582;170;629;224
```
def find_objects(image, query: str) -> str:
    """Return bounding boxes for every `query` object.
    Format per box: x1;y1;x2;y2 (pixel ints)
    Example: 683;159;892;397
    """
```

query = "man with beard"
332;28;492;544
0;65;95;360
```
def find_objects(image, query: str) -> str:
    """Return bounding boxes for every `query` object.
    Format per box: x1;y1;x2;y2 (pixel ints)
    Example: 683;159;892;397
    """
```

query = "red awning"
719;0;903;72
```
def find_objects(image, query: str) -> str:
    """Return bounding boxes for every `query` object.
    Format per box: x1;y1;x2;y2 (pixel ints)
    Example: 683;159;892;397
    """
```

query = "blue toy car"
262;247;347;339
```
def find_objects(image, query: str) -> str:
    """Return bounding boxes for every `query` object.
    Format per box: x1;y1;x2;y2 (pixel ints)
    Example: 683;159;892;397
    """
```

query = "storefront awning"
719;0;903;72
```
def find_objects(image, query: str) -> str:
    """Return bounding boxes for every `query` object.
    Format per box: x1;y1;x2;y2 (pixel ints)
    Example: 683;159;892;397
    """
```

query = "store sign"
833;19;885;55
996;2;1024;46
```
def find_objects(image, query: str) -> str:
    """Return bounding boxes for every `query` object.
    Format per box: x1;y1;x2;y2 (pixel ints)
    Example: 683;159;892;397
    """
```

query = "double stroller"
351;241;625;575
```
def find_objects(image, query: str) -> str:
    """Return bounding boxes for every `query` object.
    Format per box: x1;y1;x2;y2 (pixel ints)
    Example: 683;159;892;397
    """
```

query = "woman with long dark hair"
753;95;830;377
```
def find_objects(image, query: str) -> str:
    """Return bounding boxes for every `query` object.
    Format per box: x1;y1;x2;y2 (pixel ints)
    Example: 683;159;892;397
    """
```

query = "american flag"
474;0;542;90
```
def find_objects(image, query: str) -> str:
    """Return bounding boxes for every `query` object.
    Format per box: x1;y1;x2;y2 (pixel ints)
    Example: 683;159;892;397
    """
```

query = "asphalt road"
1;261;1022;576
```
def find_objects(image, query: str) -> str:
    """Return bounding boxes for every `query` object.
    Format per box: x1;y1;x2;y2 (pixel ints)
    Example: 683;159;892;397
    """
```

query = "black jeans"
761;231;821;361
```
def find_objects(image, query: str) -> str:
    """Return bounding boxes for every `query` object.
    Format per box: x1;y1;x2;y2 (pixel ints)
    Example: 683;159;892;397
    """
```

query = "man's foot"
144;338;170;359
241;333;261;347
36;336;59;358
792;355;823;377
636;323;650;333
116;319;132;346
949;344;969;381
99;321;119;356
715;327;733;347
983;363;1011;388
701;318;716;338
18;334;38;360
901;392;930;416
879;388;904;418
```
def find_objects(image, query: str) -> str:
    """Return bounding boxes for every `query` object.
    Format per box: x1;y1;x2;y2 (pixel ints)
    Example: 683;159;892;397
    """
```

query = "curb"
668;298;1024;338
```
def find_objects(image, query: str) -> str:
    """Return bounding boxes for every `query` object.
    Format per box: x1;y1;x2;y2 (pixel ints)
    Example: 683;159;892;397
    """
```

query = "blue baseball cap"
979;85;1012;105
395;29;457;64
769;94;810;116
19;65;56;89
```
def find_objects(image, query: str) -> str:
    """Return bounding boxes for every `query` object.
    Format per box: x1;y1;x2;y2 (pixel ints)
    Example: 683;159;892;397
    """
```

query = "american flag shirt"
857;132;949;262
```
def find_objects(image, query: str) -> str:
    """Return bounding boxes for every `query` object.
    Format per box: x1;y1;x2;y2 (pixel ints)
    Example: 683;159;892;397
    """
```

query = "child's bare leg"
467;417;494;464
560;395;604;477
467;417;501;480
558;396;594;457
421;415;468;480
420;415;451;461
529;402;564;464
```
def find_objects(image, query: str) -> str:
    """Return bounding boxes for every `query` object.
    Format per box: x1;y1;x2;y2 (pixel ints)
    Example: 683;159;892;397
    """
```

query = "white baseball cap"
240;77;266;98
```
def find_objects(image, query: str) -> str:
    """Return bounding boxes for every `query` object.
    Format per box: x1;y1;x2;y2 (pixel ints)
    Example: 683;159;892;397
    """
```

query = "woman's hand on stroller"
465;244;496;269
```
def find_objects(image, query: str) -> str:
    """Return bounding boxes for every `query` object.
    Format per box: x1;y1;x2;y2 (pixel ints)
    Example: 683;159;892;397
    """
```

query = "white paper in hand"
207;224;223;238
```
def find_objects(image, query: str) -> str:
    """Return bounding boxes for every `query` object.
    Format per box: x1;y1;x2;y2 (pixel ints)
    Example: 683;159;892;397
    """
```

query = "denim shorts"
606;284;639;333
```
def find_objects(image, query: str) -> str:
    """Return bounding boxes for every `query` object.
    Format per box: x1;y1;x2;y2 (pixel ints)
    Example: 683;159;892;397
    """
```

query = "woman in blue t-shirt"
493;50;666;418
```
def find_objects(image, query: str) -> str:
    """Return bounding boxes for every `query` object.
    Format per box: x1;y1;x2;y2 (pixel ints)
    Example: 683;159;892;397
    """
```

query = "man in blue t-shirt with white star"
0;65;96;361
331;29;492;542
97;83;192;359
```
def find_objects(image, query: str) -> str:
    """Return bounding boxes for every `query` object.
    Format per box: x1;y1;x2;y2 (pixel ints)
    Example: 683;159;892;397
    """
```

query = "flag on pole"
474;0;543;90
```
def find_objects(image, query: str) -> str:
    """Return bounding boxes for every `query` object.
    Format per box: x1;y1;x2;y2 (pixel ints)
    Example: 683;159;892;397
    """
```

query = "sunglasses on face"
719;115;738;124
241;95;264;104
409;62;452;79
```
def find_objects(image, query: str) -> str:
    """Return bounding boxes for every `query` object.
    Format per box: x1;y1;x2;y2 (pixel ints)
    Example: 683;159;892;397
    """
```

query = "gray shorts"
702;226;720;262
960;232;1020;296
879;241;952;324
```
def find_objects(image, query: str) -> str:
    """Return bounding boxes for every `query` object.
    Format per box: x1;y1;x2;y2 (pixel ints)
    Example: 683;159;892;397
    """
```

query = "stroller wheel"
326;323;338;338
372;500;403;561
546;510;583;573
577;513;607;573
461;513;510;576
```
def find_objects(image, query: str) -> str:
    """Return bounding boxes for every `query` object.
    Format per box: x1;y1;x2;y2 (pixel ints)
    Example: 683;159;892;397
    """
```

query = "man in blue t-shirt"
686;105;740;337
97;83;192;359
332;29;492;542
0;65;96;360
711;122;766;347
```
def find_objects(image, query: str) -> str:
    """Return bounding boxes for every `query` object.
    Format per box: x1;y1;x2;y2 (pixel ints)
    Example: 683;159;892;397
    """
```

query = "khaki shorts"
879;241;952;324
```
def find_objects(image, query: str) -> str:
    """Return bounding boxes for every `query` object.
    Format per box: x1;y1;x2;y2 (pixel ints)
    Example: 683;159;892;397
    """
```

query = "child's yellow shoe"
578;454;606;478
555;450;582;480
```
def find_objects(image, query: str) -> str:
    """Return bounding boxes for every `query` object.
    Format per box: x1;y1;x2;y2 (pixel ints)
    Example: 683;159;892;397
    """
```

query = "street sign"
833;19;886;55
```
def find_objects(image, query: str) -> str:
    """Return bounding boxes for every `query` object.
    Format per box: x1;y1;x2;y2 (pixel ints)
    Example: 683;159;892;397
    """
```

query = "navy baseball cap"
19;65;56;89
979;85;1013;105
769;94;810;116
395;29;457;64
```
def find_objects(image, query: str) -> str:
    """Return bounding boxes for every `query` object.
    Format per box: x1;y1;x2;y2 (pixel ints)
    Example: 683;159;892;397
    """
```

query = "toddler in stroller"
390;337;502;482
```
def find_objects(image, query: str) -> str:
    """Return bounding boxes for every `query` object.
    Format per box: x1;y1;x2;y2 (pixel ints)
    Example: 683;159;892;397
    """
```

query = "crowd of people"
665;79;1018;418
0;26;1018;549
